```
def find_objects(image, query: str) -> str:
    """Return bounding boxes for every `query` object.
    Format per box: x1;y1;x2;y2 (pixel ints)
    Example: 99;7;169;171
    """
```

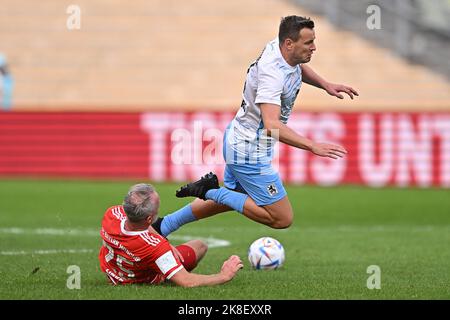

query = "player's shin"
204;187;248;214
159;204;196;237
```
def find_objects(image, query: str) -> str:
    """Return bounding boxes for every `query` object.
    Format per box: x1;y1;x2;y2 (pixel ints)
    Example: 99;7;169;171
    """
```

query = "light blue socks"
160;188;248;237
205;187;248;214
160;204;196;237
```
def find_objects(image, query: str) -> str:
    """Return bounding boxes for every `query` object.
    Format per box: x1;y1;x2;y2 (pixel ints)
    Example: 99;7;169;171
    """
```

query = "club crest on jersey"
267;184;278;196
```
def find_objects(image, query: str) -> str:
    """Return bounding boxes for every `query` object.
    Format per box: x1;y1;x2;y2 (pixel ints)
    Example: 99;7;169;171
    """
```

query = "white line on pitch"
0;227;231;249
0;249;94;256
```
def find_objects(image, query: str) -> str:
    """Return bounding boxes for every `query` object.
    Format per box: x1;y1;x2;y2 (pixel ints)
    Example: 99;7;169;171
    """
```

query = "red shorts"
176;244;197;272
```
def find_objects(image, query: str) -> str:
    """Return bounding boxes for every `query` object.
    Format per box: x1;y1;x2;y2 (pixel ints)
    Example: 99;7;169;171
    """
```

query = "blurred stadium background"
1;0;449;185
0;0;450;300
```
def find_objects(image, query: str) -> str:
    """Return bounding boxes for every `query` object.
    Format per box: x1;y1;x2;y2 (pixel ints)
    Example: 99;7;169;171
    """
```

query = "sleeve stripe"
166;265;183;280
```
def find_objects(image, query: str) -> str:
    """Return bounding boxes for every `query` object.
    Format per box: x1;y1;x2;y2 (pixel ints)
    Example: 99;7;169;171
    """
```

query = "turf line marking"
0;249;94;256
169;235;230;248
0;227;231;250
0;227;98;236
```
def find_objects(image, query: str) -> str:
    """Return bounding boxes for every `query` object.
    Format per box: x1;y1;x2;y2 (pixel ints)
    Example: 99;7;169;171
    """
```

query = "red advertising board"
1;111;449;187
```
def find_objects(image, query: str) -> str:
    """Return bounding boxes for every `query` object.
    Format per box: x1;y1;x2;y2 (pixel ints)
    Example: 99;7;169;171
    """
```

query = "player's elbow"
263;120;277;132
172;277;194;288
170;270;198;288
263;120;281;138
176;279;196;288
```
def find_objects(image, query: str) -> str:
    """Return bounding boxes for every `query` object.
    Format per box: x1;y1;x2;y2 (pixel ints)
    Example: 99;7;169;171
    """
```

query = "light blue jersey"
222;38;301;205
225;38;302;166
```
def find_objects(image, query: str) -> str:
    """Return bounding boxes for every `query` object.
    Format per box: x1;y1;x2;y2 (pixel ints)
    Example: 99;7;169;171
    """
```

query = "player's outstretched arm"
169;255;243;288
301;64;358;99
260;103;347;160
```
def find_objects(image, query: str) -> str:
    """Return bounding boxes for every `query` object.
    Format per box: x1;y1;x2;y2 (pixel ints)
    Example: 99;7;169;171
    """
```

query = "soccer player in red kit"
99;183;243;287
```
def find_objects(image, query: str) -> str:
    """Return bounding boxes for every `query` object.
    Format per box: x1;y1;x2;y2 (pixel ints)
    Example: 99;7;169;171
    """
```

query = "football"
248;237;285;270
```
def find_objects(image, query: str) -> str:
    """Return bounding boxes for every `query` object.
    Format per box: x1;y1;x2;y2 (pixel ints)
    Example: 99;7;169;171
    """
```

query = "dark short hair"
278;15;314;44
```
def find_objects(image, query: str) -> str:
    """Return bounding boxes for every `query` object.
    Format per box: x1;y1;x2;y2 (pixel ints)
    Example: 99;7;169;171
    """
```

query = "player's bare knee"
269;211;293;229
193;239;208;258
199;240;208;256
282;218;293;228
265;209;293;229
270;217;292;229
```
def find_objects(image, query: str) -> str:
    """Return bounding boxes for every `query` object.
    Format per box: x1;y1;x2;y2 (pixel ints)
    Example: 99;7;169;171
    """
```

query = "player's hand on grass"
220;255;244;282
325;83;359;100
311;142;347;159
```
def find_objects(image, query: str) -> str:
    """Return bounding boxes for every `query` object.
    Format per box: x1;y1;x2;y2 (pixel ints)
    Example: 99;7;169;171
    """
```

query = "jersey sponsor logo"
267;184;278;196
102;229;141;262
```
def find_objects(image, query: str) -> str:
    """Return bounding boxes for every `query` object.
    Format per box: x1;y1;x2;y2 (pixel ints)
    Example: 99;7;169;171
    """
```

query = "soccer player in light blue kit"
154;16;358;237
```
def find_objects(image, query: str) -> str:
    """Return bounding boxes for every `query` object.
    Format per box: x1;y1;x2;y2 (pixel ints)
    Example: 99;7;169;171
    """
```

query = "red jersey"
99;205;184;285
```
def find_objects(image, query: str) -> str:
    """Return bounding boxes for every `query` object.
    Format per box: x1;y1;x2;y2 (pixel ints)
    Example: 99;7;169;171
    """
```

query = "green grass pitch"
0;179;449;299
